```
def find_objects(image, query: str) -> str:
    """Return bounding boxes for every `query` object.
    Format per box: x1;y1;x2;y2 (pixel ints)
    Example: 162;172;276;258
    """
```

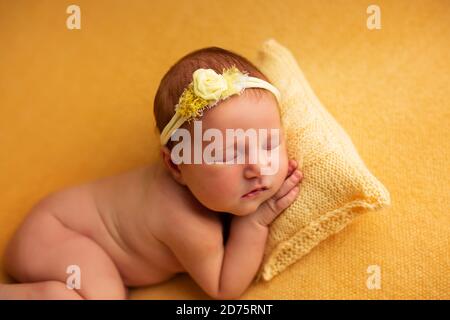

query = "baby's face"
177;92;288;216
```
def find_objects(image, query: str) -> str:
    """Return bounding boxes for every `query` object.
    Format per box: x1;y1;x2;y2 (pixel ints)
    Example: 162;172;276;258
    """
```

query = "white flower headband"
159;65;281;146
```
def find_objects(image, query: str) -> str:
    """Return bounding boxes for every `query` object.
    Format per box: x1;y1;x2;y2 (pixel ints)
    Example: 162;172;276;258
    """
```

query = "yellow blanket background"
0;0;448;299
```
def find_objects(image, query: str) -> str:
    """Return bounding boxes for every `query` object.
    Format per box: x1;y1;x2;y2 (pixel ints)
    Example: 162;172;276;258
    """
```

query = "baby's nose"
243;162;262;179
243;151;271;177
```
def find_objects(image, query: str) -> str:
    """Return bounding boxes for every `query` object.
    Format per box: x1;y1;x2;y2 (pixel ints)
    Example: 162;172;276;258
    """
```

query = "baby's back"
37;161;223;287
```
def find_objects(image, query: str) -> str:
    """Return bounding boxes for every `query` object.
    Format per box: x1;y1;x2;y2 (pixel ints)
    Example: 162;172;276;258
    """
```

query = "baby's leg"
0;281;83;299
1;209;127;299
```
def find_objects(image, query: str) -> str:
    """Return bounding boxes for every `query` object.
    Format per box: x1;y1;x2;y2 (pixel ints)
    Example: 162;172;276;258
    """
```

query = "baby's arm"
161;160;302;300
218;160;302;299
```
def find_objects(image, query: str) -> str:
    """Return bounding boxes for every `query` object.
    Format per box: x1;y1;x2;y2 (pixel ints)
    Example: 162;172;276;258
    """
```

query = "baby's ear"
160;146;186;185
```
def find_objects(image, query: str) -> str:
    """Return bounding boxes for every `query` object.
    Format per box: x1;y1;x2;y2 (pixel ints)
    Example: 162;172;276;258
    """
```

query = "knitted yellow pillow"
253;39;390;282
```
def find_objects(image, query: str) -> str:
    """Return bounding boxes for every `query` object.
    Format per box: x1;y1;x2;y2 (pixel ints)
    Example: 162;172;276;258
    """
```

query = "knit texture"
2;1;448;299
253;39;391;282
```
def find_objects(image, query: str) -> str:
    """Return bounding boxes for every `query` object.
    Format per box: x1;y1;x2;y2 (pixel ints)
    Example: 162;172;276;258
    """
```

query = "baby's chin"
227;196;270;216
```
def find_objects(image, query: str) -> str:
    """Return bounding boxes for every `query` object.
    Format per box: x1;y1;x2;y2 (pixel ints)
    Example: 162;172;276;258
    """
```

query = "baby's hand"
247;159;303;228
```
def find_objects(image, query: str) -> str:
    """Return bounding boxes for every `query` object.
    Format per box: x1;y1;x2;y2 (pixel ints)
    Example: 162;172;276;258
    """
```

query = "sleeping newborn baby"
0;47;303;300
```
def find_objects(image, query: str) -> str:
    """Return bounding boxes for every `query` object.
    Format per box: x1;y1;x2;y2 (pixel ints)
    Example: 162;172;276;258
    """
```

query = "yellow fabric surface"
254;39;390;282
0;0;449;299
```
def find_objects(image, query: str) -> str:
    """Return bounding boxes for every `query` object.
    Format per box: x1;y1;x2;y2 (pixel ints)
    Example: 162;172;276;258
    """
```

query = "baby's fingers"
286;159;298;177
274;186;300;213
274;169;303;201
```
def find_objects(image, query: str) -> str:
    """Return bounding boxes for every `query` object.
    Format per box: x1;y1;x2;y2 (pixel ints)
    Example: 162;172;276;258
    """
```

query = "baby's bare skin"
0;157;301;300
0;93;303;300
0;158;226;298
86;159;224;285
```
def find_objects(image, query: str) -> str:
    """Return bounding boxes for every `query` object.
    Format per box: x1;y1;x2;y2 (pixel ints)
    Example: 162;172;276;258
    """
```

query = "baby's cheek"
203;166;238;194
281;152;289;176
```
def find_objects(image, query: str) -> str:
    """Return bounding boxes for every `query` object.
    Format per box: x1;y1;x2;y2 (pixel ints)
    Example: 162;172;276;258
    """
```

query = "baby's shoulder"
153;169;222;238
154;191;225;253
161;203;222;239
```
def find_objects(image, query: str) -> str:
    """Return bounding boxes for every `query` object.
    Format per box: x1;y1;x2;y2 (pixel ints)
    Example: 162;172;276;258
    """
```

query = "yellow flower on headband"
175;83;210;120
193;69;228;100
176;66;248;121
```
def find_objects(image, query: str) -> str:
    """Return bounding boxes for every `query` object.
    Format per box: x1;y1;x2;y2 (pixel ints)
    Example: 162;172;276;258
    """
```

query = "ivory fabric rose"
193;69;229;101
